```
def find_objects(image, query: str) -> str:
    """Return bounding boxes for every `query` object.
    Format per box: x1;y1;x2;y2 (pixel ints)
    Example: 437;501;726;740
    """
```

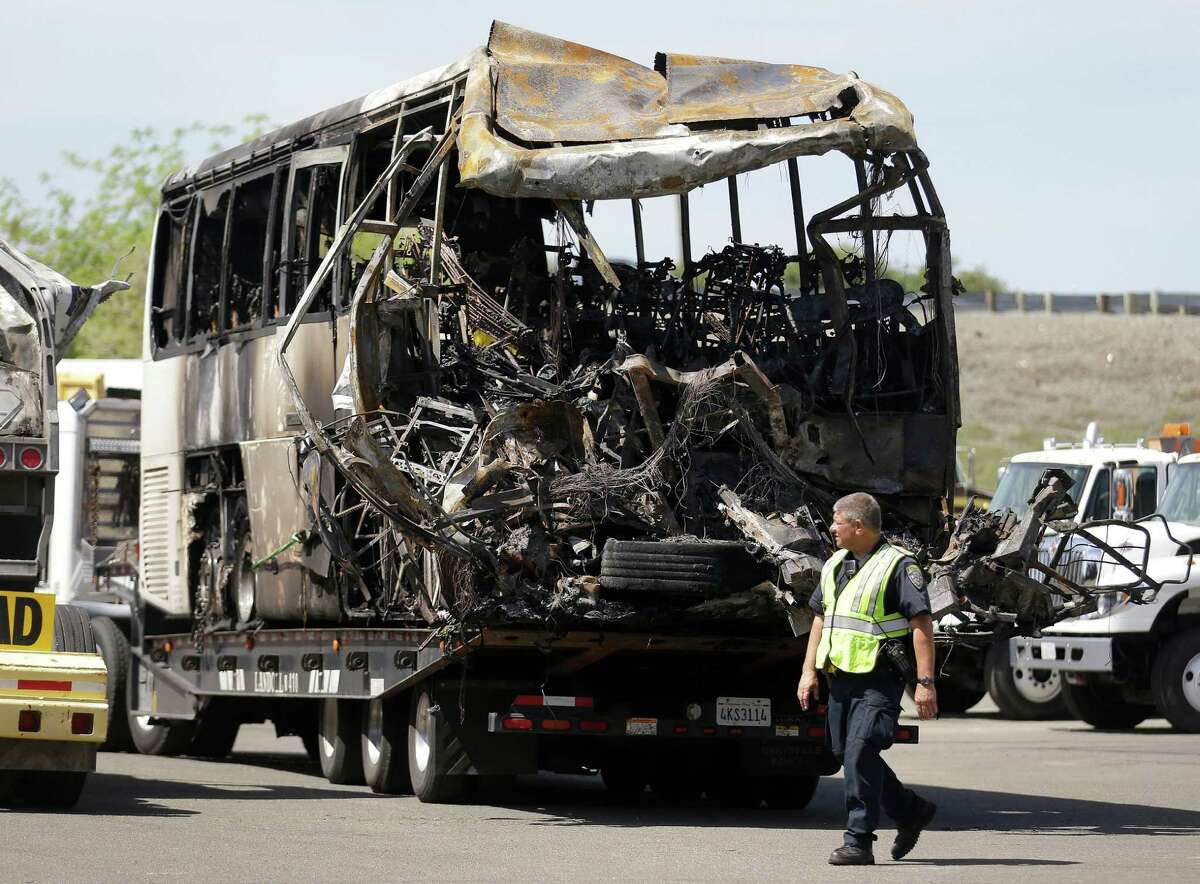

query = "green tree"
0;116;270;357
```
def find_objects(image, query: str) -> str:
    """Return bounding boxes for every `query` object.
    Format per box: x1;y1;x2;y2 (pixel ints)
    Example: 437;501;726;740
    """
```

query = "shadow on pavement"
475;774;1200;843
66;763;376;817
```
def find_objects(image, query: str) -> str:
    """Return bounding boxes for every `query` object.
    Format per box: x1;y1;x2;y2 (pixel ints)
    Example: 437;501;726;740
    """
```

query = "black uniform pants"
826;665;921;849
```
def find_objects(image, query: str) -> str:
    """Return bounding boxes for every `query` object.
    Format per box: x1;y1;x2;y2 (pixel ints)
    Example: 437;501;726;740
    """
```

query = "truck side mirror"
1113;468;1135;521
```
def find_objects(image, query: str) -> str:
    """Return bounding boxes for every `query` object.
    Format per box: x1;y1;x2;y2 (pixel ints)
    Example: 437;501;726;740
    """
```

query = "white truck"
939;430;1177;718
1011;451;1200;731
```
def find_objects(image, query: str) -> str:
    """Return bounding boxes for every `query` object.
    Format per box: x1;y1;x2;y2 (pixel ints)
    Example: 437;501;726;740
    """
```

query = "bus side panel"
241;436;340;621
139;453;188;615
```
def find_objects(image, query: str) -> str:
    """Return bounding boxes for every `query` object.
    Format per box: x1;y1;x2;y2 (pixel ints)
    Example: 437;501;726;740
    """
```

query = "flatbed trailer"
128;616;916;803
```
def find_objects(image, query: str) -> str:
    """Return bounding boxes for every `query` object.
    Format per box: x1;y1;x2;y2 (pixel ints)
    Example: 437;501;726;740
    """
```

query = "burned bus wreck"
122;23;1181;794
269;22;958;636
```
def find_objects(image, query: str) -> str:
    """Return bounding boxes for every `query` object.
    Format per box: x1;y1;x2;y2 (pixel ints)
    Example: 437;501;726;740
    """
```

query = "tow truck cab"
1011;452;1200;731
938;432;1177;719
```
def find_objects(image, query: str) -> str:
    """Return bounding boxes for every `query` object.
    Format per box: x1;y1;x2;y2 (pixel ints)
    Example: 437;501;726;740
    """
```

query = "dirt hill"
954;312;1200;490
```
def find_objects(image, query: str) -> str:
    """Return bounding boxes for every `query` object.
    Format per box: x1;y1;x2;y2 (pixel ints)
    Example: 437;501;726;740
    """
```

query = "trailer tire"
188;701;241;759
600;758;647;798
361;697;412;794
318;698;365;785
408;686;467;803
90;616;134;752
936;680;987;714
1061;679;1152;729
762;774;821;811
127;667;196;757
985;640;1066;719
1151;627;1200;733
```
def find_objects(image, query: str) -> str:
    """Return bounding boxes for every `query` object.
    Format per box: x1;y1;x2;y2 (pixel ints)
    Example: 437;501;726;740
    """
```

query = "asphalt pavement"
7;698;1200;882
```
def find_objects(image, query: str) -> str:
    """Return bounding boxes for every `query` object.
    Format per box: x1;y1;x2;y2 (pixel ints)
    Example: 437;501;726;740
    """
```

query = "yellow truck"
0;237;125;807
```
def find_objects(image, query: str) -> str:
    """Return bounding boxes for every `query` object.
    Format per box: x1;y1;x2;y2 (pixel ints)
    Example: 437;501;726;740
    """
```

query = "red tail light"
19;447;43;470
540;719;571;731
807;726;826;739
501;716;533;731
71;713;95;735
673;725;689;735
18;710;41;732
579;720;609;732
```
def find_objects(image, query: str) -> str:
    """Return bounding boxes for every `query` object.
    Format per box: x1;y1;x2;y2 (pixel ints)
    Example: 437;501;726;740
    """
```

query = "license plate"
625;717;657;736
0;590;55;653
716;696;771;728
1040;641;1058;662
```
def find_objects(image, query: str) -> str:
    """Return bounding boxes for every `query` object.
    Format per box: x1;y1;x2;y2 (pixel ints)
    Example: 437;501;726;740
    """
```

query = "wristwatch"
916;676;936;688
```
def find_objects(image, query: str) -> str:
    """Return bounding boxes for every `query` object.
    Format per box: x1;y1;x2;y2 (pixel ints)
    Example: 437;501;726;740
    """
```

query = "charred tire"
1061;679;1152;729
408;686;467;803
1151;628;1200;733
188;702;241;759
761;774;821;811
601;541;729;593
318;698;365;785
985;640;1066;720
90;616;134;752
361;697;413;794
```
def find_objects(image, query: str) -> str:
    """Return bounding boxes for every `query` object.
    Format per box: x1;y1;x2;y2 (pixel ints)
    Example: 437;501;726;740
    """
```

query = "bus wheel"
985;640;1066;719
1151;628;1200;733
361;697;412;794
407;686;466;803
126;665;195;756
90;616;134;752
318;698;365;785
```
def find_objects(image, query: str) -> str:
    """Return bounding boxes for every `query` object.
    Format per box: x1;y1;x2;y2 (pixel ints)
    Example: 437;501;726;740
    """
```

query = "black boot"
892;798;937;860
829;845;874;866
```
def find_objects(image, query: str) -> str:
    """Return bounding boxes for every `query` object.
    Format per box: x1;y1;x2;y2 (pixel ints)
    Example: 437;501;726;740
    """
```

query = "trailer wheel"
361;697;412;794
762;774;821;811
600;758;647;798
126;666;195;756
90;616;134;752
1151;628;1200;733
985;640;1066;719
936;680;987;715
317;698;365;785
1061;678;1152;729
188;701;241;759
407;686;466;803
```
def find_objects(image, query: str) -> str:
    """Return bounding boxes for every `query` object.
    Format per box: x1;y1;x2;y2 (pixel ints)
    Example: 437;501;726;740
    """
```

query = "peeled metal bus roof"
168;21;917;201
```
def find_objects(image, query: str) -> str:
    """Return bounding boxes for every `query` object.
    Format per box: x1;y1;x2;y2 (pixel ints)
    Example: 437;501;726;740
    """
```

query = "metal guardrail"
955;291;1200;315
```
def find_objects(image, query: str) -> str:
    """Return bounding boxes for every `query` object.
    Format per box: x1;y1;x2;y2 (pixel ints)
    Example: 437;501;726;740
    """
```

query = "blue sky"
2;0;1197;291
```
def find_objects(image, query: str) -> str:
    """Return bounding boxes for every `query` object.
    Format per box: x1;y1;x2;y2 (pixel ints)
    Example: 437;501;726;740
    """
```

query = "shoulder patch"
904;563;926;590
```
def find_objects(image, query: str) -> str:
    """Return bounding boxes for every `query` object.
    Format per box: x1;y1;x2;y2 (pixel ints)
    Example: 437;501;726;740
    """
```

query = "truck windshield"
991;462;1091;519
1158;464;1200;526
0;285;40;373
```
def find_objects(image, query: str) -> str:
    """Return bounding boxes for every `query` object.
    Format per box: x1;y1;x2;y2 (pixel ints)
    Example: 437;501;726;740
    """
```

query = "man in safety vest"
798;492;939;865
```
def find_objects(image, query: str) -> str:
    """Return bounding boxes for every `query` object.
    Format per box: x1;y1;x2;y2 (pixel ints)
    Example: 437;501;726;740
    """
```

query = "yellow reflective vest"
814;543;913;674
